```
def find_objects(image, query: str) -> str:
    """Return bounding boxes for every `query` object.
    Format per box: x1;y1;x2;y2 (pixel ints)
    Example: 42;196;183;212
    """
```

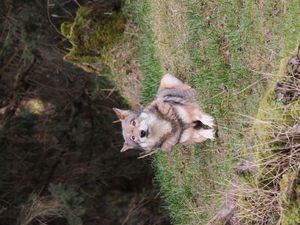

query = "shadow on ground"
0;1;170;224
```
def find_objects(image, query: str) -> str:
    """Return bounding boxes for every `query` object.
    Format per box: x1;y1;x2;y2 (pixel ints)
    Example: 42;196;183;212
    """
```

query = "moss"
61;22;72;37
61;6;125;67
279;167;300;225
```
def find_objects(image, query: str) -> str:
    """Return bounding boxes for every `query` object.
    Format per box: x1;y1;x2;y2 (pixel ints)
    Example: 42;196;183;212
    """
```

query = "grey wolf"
113;74;215;153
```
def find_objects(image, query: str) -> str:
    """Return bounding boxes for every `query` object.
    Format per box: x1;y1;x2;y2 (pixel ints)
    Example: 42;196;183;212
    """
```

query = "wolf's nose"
140;130;146;138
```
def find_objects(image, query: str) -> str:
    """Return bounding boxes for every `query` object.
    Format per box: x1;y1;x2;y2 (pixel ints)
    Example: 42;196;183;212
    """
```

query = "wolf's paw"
199;128;215;140
200;114;215;128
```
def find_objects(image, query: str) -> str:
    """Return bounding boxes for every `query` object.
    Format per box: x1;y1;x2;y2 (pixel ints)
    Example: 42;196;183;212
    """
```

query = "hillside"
127;1;300;224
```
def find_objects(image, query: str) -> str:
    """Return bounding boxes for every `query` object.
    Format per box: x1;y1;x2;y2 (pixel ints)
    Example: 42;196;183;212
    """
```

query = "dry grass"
256;124;300;186
105;16;144;108
20;195;64;225
235;185;280;225
150;0;194;80
231;52;300;225
120;191;170;225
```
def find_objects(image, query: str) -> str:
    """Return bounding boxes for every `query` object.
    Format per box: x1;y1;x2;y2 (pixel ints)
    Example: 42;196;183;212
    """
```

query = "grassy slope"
128;0;300;224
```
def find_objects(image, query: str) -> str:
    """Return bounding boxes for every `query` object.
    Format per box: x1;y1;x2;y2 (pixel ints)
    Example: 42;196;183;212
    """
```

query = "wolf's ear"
113;108;130;120
159;74;185;90
120;143;133;152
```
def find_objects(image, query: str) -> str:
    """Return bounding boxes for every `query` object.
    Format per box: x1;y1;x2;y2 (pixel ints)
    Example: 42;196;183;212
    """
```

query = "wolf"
113;74;215;153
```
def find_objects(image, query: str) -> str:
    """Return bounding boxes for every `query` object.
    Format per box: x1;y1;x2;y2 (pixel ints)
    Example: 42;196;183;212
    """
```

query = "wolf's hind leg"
199;114;215;128
192;109;215;128
192;128;215;143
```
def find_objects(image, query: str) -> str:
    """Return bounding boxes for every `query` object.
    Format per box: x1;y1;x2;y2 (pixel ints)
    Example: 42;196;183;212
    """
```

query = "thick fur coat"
113;74;215;153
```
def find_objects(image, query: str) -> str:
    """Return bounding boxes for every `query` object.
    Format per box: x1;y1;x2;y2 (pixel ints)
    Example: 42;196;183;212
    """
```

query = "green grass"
128;0;300;224
128;0;162;104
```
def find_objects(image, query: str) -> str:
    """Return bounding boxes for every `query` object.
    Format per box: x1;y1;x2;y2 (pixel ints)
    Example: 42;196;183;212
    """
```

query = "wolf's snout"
140;130;148;138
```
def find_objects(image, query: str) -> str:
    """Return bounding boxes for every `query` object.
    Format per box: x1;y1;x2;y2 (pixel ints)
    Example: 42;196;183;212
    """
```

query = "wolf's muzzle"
140;129;149;138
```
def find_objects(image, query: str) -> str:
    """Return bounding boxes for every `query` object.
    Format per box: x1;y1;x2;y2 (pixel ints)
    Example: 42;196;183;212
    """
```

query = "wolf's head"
113;108;163;152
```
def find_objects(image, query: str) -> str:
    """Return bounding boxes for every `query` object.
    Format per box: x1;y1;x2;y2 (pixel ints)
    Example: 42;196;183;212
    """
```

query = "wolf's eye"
131;136;135;141
131;120;136;126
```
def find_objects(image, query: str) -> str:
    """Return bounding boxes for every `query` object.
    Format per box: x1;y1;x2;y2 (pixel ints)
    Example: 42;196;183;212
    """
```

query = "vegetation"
116;1;298;224
61;0;300;224
2;0;299;224
56;0;300;223
232;53;300;225
122;0;300;224
61;6;125;67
